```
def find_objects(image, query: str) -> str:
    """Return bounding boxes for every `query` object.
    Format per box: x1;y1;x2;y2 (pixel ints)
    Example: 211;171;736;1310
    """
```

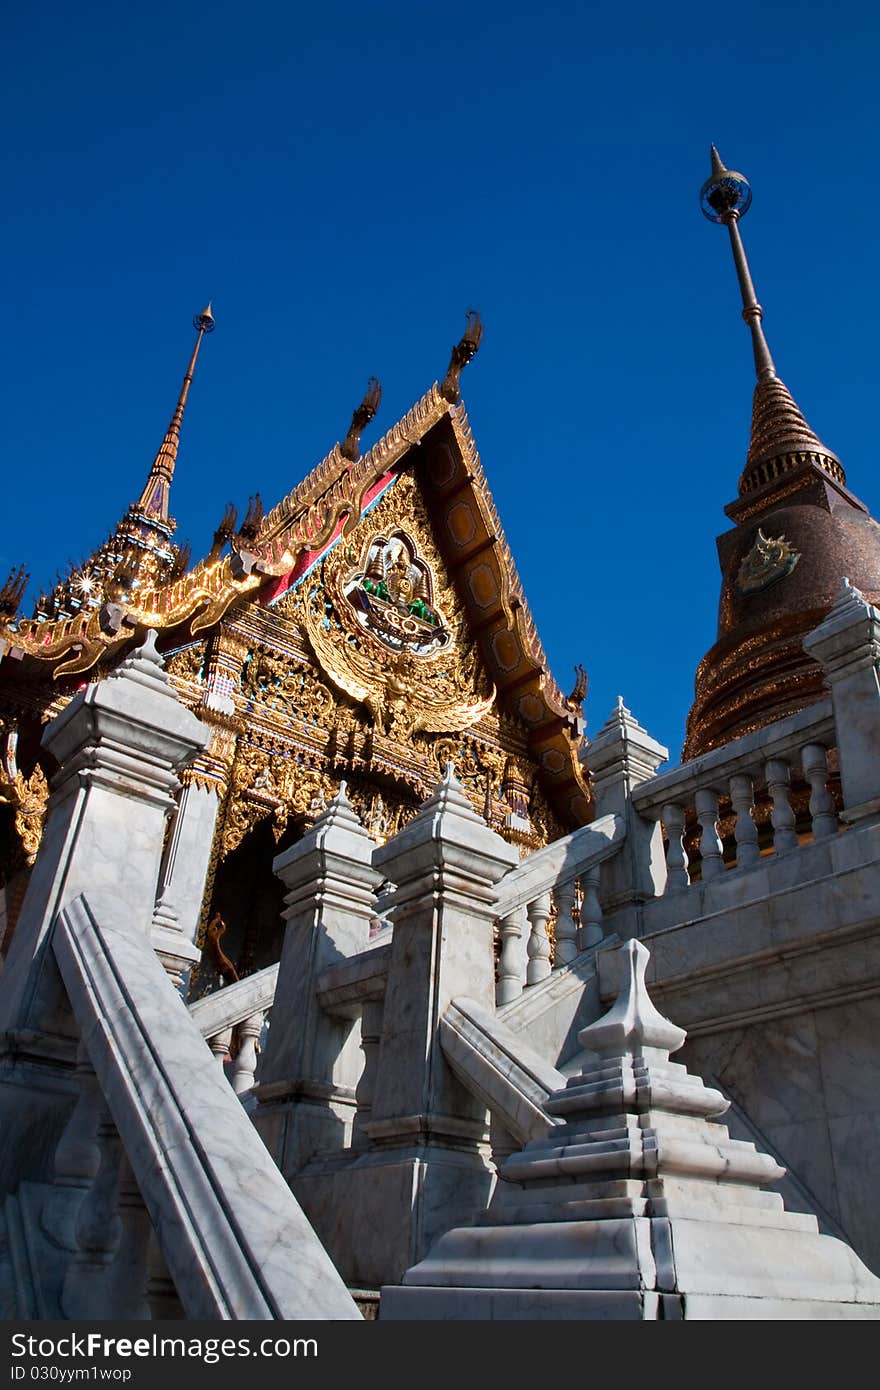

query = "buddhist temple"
1;151;880;1322
0;307;590;987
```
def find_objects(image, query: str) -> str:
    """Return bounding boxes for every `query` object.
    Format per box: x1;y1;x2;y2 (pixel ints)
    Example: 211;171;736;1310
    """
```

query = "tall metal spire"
700;149;843;497
135;304;215;522
700;147;776;383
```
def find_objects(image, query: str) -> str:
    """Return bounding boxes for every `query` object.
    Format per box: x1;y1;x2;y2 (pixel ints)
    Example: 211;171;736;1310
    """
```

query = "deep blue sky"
3;2;879;761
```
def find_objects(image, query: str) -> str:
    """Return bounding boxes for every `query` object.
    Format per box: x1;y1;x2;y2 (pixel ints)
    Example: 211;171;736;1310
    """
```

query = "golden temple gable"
0;325;591;980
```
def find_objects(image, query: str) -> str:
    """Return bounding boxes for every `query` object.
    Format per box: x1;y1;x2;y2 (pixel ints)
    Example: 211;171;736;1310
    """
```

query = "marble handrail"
52;891;361;1321
316;942;391;1018
631;701;835;817
493;813;625;921
187;963;279;1039
440;996;563;1145
628;700;838;894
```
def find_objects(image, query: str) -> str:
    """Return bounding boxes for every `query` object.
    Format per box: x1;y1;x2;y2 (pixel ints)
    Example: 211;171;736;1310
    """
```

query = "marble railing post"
553;880;579;967
804;580;880;826
368;766;517;1146
344;766;518;1276
254;784;382;1170
582;699;669;930
0;631;210;1041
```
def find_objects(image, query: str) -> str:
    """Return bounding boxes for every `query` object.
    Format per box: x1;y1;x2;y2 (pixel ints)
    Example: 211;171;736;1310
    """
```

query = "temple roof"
1;381;591;824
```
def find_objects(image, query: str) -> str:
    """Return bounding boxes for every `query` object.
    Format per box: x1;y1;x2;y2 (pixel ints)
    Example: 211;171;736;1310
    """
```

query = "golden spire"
135;304;215;522
700;149;844;497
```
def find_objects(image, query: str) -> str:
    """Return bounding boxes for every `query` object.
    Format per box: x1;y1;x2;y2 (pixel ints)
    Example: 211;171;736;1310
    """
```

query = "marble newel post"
803;579;880;826
581;699;668;933
355;766;517;1280
253;784;383;1173
0;631;210;1041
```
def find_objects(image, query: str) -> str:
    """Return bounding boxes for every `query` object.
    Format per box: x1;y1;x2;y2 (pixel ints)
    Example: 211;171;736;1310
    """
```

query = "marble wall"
682;998;880;1273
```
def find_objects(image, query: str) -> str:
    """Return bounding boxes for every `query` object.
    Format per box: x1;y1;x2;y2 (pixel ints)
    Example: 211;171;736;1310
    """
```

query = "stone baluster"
60;1108;124;1319
694;787;724;881
145;1234;185;1320
208;1025;233;1070
230;1014;264;1095
106;1159;153;1319
496;906;527;1005
801;743;838;840
552;880;579;968
40;1044;103;1253
729;772;760;870
579;868;604;948
765;757;798;854
526;891;553;986
661;802;689;892
351;997;385;1150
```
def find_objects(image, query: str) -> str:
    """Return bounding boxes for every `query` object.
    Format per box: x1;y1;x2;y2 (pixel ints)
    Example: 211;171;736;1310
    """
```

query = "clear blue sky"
3;1;879;760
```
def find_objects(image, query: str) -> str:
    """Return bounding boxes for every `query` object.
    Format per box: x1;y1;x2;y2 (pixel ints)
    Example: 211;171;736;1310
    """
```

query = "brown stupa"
683;149;880;758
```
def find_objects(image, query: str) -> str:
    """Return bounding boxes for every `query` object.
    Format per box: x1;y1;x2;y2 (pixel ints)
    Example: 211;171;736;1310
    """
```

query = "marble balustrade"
631;701;839;892
493;812;624;1004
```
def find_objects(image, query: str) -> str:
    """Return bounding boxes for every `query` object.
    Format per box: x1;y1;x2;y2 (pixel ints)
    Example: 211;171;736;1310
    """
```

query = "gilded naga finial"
340;377;383;462
210;502;238;560
440;310;483;404
236;494;264;545
565;663;588;713
0;565;28;621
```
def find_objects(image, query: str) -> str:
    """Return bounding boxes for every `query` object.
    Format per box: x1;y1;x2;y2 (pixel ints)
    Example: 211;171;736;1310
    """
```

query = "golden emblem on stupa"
735;528;800;596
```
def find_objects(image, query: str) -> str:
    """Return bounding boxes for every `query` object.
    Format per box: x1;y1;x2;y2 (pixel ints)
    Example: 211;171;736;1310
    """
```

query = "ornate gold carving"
164;643;204;683
242;648;337;725
300;475;495;740
11;765;49;865
735;528;800;595
220;745;338;854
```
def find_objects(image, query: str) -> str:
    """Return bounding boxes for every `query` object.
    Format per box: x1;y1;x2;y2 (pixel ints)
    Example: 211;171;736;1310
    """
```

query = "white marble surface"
383;940;880;1319
53;890;360;1320
582;701;668;910
439;996;563;1144
804;581;880;818
369;768;517;1141
156;780;221;945
0;634;209;1040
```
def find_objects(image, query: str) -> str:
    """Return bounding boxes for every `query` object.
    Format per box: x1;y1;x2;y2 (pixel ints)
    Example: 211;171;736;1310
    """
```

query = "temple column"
155;627;246;951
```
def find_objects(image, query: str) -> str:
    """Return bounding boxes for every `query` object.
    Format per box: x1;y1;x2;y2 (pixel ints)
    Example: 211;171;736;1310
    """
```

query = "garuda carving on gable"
301;520;495;742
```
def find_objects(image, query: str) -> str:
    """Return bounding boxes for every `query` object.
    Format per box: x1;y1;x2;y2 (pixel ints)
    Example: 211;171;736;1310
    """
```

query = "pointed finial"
565;663;588;712
194;302;215;334
699;147;775;383
577;939;686;1060
135;305;215;523
340;377;383;462
440;310;483;404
